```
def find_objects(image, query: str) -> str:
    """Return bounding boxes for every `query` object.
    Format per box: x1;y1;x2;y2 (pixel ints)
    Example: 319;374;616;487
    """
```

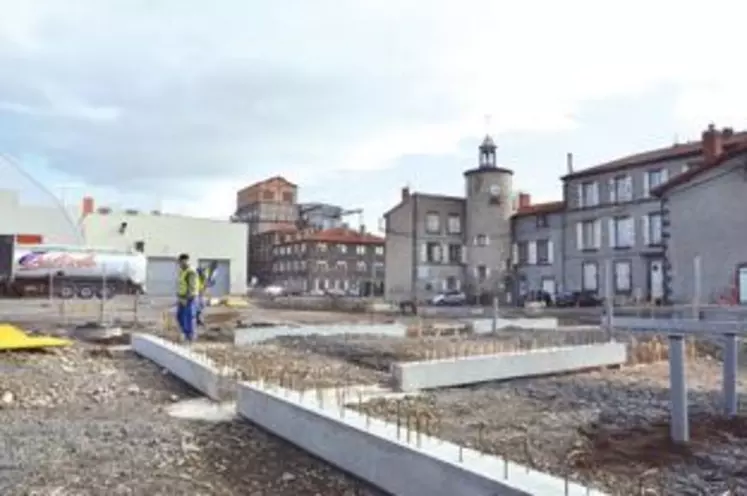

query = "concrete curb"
234;323;408;346
392;342;628;392
237;382;607;496
131;334;235;401
470;317;559;333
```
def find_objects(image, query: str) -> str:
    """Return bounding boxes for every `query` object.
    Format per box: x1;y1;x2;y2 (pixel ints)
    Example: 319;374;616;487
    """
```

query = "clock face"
489;184;501;196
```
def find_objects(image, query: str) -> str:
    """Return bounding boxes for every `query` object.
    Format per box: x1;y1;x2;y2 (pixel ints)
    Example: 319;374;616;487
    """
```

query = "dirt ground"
353;359;747;496
0;344;384;496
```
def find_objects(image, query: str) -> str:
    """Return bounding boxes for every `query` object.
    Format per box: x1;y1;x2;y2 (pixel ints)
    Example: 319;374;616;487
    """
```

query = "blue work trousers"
176;298;196;341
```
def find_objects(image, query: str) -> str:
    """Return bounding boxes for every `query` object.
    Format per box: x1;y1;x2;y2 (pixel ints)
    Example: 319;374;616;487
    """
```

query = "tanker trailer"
7;245;147;299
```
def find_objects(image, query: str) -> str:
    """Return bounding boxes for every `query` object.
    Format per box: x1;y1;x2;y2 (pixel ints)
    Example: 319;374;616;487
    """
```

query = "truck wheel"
77;286;95;299
58;285;76;299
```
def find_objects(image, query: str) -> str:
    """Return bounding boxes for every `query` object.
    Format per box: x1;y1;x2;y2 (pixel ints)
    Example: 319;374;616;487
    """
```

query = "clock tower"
463;134;514;302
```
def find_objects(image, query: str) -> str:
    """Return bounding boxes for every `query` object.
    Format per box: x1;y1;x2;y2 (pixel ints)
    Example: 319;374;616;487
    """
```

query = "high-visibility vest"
177;267;198;298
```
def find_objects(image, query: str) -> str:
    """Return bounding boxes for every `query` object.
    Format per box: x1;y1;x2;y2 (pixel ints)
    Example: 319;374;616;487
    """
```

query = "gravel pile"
353;358;747;496
0;345;384;495
198;342;387;389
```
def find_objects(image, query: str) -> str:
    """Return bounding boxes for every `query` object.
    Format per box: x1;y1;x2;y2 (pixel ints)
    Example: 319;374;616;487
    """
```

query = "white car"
263;285;286;296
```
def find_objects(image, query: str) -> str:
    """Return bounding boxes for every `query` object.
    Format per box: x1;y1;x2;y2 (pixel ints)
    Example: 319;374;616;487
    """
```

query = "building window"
579;220;599;250
612;216;634;248
580;181;598;207
648;213;663;245
614;260;632;293
536;215;549;228
446;276;458;291
337;244;347;253
373;262;385;277
316;261;328;271
517;242;529;265
425;212;441;233
582;261;598;291
374;246;384;256
426;242;442;263
536;240;549;264
477;265;488;282
356;261;367;272
447;244;462;264
611;175;632;203
262;190;274;201
447;214;462;234
356;245;366;255
646;169;665;195
336;261;347;272
475;234;488;246
282;191;294;203
317;243;327;252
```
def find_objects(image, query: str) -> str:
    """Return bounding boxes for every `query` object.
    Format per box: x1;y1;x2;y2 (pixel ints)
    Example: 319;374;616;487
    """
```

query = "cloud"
0;0;746;219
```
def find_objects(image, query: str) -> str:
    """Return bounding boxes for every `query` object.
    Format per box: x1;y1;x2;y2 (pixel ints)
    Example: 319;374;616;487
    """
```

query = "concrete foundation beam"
234;323;408;346
470;317;559;333
131;334;235;401
237;382;607;496
392;342;627;392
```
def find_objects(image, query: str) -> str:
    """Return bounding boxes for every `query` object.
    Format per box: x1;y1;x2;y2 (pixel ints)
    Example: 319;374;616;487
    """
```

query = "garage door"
199;259;231;296
146;257;179;296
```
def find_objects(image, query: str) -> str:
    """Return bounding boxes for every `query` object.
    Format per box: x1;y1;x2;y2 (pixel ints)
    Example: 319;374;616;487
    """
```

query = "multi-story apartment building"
384;136;516;304
383;124;747;305
271;227;385;295
561;124;746;303
233;176;299;284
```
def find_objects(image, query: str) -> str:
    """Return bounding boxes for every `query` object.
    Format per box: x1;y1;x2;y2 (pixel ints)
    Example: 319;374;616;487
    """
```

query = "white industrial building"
0;190;248;296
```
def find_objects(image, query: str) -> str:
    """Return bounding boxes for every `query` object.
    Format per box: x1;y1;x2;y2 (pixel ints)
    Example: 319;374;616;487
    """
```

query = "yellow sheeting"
0;323;72;351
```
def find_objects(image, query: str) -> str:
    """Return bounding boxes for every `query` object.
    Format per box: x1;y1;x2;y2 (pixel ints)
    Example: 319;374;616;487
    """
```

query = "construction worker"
176;253;198;343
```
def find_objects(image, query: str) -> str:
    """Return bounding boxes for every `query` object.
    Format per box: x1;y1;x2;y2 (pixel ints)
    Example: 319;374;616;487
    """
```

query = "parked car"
430;290;467;306
263;285;286;297
554;290;603;308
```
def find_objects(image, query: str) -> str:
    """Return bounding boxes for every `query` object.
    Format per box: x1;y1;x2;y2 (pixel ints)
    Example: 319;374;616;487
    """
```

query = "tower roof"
479;134;496;150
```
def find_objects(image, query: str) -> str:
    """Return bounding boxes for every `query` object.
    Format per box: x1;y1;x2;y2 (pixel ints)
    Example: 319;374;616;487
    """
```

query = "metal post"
99;264;107;325
491;295;499;333
668;334;689;443
48;271;54;301
723;333;738;417
604;259;613;339
693;255;701;320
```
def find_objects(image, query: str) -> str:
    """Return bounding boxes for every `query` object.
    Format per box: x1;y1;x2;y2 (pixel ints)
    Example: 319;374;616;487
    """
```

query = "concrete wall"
0;189;84;244
393;342;627;391
235;322;408;345
82;210;248;294
663;156;747;304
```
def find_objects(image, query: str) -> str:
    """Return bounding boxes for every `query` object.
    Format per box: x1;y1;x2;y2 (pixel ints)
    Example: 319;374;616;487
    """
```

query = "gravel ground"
353;359;747;496
198;342;387;389
0;345;385;495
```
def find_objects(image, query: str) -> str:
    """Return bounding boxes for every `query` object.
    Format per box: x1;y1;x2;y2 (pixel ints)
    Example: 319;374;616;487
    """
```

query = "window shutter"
485;235;490;245
661;168;669;184
576;222;584;250
641;215;650;246
624;176;633;201
608;217;616;248
681;164;689;174
576;184;583;208
608;178;616;203
643;172;650;197
441;243;448;264
528;241;537;265
441;279;447;291
593;220;602;248
455;279;462;291
628;217;636;247
547;240;554;264
591;182;599;206
512;243;519;264
461;245;467;264
420;243;428;262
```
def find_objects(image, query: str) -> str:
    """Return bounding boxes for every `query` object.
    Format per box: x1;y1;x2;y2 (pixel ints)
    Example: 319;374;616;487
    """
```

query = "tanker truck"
0;243;147;299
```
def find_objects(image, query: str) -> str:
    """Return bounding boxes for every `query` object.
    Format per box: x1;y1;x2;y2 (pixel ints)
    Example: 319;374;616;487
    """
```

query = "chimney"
359;224;366;234
518;193;531;209
702;123;723;162
566;153;574;174
401;187;410;201
722;127;734;139
82;196;94;216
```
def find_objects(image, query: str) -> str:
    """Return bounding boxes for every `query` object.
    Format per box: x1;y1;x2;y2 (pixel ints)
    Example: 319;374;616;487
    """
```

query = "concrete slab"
234;323;408;345
131;334;235;401
237;381;607;496
392;342;627;392
470;317;559;333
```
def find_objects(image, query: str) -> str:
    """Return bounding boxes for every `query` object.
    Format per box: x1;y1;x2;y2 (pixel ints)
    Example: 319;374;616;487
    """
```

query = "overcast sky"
1;0;745;231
